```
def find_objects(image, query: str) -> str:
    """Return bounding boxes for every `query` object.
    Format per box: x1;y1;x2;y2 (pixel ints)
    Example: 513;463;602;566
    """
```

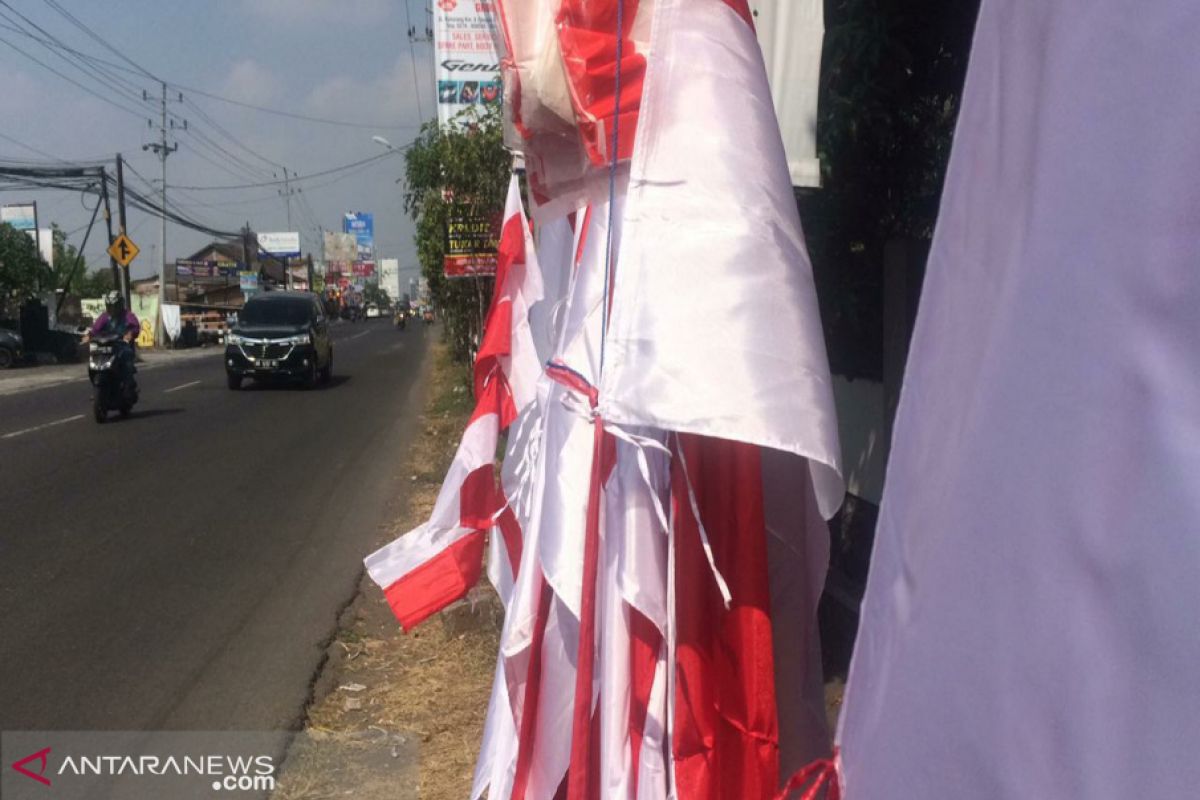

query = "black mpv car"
225;292;333;389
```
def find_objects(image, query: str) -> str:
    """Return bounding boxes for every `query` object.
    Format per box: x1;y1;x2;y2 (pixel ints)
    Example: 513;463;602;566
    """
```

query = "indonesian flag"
835;2;1200;798
365;173;542;628
373;1;843;798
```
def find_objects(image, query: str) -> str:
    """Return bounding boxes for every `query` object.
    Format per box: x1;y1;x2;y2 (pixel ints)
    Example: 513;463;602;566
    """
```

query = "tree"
362;282;391;308
0;221;50;314
800;0;980;380
403;105;512;363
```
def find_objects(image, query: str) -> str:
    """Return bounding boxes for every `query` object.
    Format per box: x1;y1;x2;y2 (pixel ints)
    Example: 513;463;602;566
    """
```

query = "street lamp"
372;136;394;150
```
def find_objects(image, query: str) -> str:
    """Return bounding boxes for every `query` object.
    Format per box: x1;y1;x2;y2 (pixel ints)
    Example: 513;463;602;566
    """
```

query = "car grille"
238;341;295;362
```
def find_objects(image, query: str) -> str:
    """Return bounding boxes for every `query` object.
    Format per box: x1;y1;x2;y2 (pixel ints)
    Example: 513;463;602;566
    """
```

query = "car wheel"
303;360;318;389
0;347;13;369
119;403;132;418
227;373;242;390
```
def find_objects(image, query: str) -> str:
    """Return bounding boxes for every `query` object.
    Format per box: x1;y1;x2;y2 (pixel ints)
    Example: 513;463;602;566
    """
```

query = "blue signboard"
343;212;374;261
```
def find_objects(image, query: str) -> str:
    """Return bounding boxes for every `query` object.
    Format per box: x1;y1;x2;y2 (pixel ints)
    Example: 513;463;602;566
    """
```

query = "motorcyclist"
83;290;139;391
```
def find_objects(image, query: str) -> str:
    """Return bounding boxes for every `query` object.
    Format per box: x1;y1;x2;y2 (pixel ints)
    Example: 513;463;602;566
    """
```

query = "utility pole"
278;170;298;290
144;82;180;347
115;154;131;309
100;166;119;291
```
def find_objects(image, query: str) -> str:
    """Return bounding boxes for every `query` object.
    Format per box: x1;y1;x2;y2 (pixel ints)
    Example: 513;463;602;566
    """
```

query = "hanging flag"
834;2;1200;798
365;173;542;629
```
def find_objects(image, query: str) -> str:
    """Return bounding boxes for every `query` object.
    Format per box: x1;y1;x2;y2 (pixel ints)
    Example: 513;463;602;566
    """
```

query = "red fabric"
496;505;523;582
629;607;663;794
382;531;487;632
460;463;505;531
672;434;780;800
566;419;611;800
471;208;527;428
511;576;555;799
774;752;841;800
555;0;646;166
720;0;755;29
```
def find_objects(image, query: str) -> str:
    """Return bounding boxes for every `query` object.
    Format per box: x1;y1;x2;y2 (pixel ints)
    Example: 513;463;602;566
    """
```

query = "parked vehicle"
0;328;23;369
422;307;435;324
365;303;380;319
225;292;333;390
88;333;138;422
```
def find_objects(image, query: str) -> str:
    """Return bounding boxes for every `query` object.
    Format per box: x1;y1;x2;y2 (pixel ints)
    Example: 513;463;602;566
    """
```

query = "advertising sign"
342;213;374;261
443;207;499;278
257;232;301;258
324;231;357;264
434;0;502;126
177;259;240;280
1;203;35;231
351;261;376;277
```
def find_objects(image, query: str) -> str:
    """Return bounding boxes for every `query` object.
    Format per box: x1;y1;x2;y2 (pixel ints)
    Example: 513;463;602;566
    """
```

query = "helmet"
104;290;122;306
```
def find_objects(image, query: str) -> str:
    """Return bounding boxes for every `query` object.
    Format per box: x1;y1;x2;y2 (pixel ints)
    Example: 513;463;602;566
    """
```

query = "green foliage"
403;105;511;364
47;224;114;298
362;282;391;308
801;0;979;380
0;221;50;314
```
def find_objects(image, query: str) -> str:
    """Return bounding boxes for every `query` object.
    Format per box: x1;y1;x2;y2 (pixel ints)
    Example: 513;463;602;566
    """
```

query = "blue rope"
599;0;626;376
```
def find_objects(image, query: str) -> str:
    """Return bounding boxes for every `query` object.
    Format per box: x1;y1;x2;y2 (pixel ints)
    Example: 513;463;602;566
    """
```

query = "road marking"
345;330;371;342
164;380;201;393
2;414;85;439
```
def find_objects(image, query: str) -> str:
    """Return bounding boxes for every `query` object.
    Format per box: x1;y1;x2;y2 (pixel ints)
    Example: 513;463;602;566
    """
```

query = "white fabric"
837;2;1200;798
599;0;844;519
161;303;181;341
751;0;824;187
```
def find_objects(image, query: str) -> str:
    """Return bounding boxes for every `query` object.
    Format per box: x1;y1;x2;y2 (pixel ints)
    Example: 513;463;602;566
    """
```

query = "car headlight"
281;333;312;346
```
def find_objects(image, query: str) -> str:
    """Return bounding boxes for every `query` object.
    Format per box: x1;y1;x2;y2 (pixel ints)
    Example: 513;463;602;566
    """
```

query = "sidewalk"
0;346;220;396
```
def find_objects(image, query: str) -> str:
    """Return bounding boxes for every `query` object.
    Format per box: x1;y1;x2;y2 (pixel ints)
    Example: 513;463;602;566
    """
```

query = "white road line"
345;330;372;342
2;414;85;439
164;380;202;393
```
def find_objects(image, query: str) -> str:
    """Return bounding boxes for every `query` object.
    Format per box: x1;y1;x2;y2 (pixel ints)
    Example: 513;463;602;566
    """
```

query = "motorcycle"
394;309;408;330
88;333;138;423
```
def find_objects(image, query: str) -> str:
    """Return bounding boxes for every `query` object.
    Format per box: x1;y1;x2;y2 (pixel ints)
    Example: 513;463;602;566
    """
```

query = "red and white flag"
365;173;542;628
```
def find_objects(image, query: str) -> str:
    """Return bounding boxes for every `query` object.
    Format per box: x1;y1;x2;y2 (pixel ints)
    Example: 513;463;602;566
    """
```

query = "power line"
402;0;426;121
172;150;403;191
0;30;148;119
168;82;421;131
38;0;159;82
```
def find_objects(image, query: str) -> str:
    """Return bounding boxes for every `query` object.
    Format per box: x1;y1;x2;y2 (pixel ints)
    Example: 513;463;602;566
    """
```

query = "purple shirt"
90;310;139;337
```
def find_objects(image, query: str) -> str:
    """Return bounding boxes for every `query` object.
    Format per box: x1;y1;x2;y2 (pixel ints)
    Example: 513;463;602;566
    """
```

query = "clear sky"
0;0;433;281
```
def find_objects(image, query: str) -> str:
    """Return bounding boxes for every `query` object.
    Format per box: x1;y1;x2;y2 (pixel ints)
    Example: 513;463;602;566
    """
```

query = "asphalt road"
0;319;431;732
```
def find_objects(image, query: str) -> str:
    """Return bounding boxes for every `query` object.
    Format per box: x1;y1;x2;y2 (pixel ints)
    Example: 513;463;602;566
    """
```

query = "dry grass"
275;341;498;800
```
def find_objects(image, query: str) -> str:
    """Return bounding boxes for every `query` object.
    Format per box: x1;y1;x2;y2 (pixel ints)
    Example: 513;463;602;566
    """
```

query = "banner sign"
324;231;357;264
443;207;499;278
342;212;374;261
434;0;502;126
1;203;36;231
176;259;240;279
258;231;301;257
239;271;259;292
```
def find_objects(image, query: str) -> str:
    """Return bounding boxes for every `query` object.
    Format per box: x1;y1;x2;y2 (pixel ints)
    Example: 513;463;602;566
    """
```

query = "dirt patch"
275;341;497;800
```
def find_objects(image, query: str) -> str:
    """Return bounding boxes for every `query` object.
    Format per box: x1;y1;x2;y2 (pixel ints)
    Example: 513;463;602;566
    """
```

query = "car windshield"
240;298;311;327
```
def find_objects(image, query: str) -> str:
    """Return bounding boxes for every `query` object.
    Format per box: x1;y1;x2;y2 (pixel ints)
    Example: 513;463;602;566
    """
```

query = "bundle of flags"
368;1;845;797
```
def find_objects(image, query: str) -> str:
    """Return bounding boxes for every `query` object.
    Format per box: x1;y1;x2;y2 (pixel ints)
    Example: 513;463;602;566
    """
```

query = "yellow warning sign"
107;233;139;267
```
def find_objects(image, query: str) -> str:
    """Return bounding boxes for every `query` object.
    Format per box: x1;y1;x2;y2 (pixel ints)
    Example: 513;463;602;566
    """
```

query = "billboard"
434;0;502;126
0;203;51;264
324;230;357;266
443;207;499;278
379;258;401;301
342;212;374;261
258;232;301;257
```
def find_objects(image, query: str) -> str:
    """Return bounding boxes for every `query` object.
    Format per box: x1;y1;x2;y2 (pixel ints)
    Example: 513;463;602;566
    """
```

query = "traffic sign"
108;233;140;267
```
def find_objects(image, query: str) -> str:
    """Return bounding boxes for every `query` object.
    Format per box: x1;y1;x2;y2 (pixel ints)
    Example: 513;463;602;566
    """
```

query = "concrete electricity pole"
144;82;180;347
